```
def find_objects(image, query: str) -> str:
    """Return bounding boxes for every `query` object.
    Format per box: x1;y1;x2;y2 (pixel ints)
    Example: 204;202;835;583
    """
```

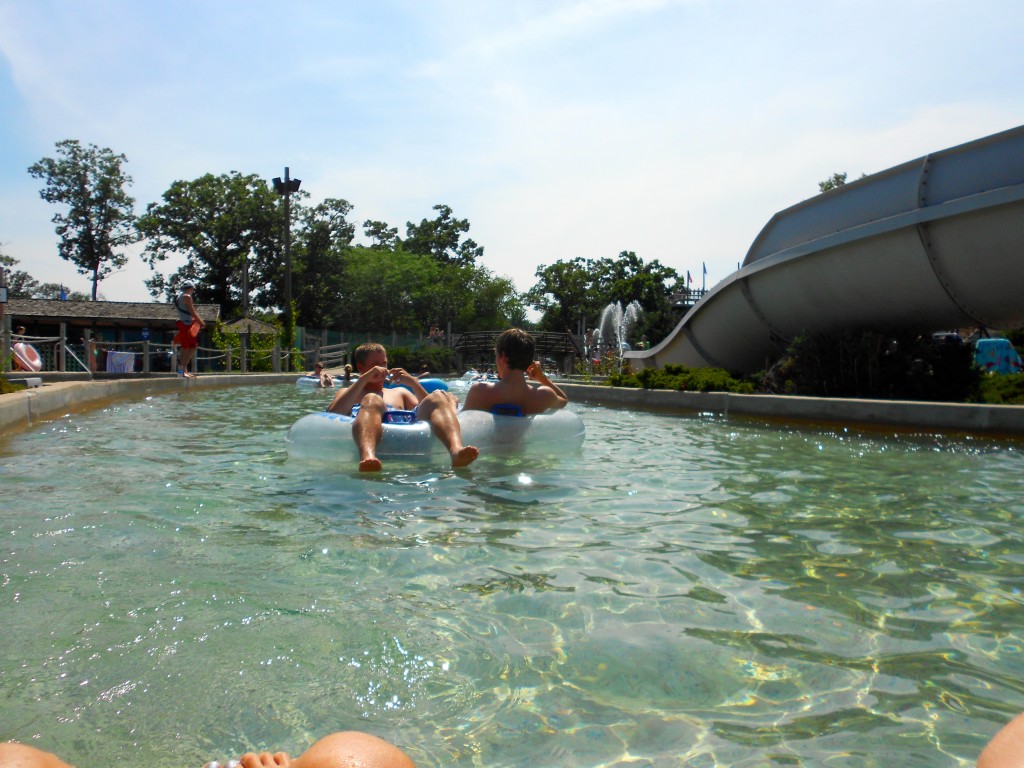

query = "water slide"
625;124;1024;374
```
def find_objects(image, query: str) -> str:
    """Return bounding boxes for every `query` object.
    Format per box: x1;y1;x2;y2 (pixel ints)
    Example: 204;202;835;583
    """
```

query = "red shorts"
174;320;198;348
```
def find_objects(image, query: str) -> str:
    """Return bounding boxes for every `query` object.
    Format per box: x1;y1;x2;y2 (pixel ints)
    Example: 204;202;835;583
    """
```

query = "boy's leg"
416;391;478;468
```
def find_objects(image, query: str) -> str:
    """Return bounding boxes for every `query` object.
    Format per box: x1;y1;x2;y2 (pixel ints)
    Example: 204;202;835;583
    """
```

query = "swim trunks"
173;320;198;348
349;404;419;424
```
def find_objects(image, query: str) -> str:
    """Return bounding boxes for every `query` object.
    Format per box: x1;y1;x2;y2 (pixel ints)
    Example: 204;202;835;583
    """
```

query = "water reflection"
0;386;1022;766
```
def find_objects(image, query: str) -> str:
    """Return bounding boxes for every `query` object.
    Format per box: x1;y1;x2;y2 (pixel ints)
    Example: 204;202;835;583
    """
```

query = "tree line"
7;139;687;345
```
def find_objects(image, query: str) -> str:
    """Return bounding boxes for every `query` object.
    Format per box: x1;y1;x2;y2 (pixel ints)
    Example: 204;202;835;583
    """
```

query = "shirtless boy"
462;328;569;416
326;342;478;472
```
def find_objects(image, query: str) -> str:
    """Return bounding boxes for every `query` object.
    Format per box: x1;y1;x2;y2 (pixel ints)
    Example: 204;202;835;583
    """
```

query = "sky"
1;0;1022;308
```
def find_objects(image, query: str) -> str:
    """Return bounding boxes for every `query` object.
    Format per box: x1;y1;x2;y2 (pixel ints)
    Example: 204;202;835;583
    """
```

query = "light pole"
271;167;301;347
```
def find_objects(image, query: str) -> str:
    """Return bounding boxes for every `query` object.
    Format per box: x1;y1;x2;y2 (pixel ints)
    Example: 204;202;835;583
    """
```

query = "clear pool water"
2;383;1023;767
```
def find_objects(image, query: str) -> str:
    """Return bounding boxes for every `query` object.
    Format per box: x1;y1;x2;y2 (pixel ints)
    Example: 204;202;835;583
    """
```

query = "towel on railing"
106;351;136;373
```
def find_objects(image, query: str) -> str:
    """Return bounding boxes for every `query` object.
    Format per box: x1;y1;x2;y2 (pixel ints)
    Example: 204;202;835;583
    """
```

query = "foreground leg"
352;395;386;472
979;712;1024;768
179;346;197;378
293;731;415;768
416;391;478;468
0;742;76;768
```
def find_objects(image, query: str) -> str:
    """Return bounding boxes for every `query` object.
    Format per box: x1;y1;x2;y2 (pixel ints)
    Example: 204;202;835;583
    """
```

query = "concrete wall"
0;374;297;435
561;383;1024;438
3;375;1023;439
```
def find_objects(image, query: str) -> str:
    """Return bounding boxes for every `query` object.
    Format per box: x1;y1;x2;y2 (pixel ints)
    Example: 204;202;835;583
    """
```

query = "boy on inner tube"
326;342;478;472
462;328;569;416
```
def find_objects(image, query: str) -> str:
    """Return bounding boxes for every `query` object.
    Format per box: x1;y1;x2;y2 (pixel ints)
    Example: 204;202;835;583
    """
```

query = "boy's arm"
184;294;205;328
527;362;569;410
461;381;490;412
327;372;374;414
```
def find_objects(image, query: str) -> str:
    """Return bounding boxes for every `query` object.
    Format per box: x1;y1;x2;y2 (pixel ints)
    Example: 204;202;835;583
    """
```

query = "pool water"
1;384;1023;767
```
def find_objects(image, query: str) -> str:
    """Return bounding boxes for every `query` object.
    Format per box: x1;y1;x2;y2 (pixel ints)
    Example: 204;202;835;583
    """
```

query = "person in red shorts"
173;282;205;378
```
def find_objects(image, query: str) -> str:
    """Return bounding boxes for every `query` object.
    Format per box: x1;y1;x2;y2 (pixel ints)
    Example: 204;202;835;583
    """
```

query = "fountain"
597;300;642;355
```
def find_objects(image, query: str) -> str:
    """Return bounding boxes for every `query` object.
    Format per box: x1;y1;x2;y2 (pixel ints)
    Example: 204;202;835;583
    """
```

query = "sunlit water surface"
2;384;1024;767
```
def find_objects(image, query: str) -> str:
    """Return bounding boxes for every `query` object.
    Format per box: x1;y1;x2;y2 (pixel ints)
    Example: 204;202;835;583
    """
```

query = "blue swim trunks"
349;404;419;424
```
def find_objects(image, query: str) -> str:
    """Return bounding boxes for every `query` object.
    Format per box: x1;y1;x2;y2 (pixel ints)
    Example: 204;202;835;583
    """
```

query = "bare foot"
239;752;291;767
451;445;479;468
359;457;383;472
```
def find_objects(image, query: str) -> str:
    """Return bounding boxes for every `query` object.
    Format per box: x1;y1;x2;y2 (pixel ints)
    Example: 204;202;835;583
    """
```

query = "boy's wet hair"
496;328;534;371
353;342;386;369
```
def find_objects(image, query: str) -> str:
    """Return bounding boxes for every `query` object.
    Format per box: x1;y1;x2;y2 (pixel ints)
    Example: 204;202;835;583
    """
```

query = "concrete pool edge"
0;374;297;435
2;375;1023;438
561;382;1024;437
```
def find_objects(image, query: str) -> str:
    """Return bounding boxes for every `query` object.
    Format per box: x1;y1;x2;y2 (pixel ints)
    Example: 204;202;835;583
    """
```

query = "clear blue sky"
1;0;1021;304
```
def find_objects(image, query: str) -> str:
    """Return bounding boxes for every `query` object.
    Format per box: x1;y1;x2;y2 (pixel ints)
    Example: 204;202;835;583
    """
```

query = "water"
2;384;1024;767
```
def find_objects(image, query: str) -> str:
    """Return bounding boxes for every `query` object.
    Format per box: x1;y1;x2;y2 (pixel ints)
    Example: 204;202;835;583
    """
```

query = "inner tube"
457;409;585;456
286;408;585;463
295;374;341;388
287;411;438;461
387;378;448;394
12;342;42;372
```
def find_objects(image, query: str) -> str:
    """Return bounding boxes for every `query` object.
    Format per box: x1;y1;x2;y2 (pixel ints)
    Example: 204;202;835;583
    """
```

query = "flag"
687;270;692;284
702;261;707;275
60;285;68;301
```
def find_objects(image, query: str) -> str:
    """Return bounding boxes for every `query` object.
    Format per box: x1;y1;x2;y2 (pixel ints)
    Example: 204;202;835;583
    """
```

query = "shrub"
608;363;754;393
763;328;981;402
976;373;1024;405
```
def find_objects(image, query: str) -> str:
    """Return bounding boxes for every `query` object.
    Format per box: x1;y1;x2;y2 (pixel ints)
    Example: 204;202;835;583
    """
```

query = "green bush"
608;363;754;393
763;328;982;402
977;372;1024;404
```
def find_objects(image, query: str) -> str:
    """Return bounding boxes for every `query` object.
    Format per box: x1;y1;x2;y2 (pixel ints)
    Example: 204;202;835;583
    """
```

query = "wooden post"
59;322;67;372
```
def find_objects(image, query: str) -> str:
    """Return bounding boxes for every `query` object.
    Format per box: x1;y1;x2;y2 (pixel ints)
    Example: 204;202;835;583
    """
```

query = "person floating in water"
325;342;478;472
306;362;333;387
462;327;569;415
0;730;416;768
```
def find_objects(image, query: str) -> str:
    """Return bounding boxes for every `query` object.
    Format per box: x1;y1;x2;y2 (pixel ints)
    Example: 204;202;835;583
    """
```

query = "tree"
137;172;282;318
363;219;398;249
526;257;604;334
527;252;680;342
1;252;41;298
818;172;847;193
404;204;483;266
292;198;356;328
27;139;137;300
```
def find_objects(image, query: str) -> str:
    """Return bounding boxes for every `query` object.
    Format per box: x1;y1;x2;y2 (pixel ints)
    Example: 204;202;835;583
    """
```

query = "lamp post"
271;167;301;348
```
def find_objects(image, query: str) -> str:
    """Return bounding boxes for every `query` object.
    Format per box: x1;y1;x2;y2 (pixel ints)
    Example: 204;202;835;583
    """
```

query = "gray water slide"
625;124;1024;374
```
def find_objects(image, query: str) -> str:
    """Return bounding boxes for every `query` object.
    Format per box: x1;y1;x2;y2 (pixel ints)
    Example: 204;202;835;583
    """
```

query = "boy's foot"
359;457;383;472
183;371;197;379
451;445;479;468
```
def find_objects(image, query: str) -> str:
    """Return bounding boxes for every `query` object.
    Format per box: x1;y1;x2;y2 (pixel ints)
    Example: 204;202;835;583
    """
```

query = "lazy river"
1;383;1023;766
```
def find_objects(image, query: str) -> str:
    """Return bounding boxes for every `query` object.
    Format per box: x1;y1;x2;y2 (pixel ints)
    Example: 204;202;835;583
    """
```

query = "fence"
0;324;351;377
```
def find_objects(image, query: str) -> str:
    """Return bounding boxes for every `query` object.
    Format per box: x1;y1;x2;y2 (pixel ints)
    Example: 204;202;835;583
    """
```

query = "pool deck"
2;373;1024;438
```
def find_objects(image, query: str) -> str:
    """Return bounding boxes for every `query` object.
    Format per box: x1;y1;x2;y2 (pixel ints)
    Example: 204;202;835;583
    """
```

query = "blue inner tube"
385;378;449;394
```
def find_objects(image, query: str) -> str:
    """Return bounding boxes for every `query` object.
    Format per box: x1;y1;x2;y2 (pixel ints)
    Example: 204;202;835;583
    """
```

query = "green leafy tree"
404;204;483;266
137;172;282;318
1;252;41;298
292;198;356;328
363;219;398;249
818;172;847;193
527;252;680;342
27;139;137;300
526;257;605;334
